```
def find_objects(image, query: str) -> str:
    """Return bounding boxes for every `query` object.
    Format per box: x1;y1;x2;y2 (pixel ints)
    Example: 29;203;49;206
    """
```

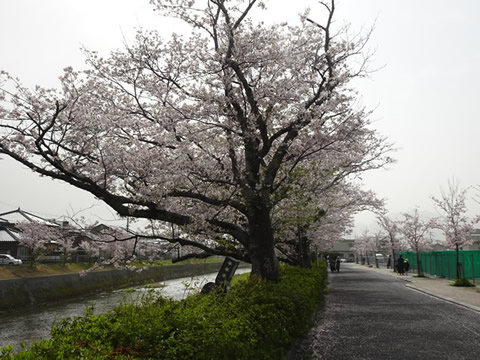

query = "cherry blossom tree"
79;225;140;270
0;0;393;280
272;157;385;267
377;214;401;271
16;220;80;267
308;187;383;261
79;239;101;263
352;235;367;264
55;233;78;266
431;179;480;279
353;230;377;265
399;208;433;275
272;163;383;267
16;221;62;267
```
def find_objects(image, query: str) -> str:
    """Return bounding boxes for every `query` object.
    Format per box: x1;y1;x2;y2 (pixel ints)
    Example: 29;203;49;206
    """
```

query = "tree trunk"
297;225;311;268
455;243;460;279
416;250;420;275
247;205;279;281
416;249;422;276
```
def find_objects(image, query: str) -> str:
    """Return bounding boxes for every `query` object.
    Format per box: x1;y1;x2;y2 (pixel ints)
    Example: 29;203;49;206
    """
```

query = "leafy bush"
0;263;327;360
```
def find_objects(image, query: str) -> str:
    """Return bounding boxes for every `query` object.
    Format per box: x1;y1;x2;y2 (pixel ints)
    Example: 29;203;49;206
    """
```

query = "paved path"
292;263;480;359
358;263;480;312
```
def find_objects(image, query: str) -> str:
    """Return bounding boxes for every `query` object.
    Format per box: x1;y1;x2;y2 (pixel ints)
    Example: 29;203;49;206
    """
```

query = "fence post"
473;254;475;285
422;254;428;274
440;255;443;278
423;253;427;275
447;256;450;279
430;255;432;276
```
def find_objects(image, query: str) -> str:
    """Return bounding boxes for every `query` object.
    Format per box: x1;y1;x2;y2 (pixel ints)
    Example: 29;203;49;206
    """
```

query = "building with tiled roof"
0;208;61;260
0;208;59;227
0;219;22;256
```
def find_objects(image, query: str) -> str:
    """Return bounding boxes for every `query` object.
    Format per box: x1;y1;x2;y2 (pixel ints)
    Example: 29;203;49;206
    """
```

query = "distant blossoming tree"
79;239;100;262
431;179;480;279
55;232;78;266
399;208;433;275
377;214;401;271
354;230;378;265
79;225;140;270
0;0;393;280
16;221;62;267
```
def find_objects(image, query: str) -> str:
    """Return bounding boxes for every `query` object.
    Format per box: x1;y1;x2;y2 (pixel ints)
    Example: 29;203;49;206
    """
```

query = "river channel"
0;268;250;351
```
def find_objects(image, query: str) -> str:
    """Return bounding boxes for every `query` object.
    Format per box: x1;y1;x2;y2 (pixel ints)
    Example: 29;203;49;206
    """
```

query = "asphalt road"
293;263;480;360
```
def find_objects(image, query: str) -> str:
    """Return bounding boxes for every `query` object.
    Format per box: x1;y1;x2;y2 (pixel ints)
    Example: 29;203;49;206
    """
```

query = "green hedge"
1;263;327;360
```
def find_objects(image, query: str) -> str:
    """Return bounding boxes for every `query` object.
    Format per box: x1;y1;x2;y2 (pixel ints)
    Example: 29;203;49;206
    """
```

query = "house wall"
0;262;250;310
0;243;16;255
331;239;355;261
464;229;480;250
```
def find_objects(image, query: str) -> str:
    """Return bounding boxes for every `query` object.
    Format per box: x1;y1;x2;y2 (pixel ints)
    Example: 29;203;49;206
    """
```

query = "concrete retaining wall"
0;262;233;310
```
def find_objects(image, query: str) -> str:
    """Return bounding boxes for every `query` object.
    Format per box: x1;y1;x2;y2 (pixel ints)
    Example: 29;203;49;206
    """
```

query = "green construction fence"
399;250;480;281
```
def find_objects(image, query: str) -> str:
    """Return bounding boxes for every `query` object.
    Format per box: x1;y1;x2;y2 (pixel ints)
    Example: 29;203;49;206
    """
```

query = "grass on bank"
450;277;475;287
0;263;328;360
0;258;222;280
0;263;92;280
231;271;250;286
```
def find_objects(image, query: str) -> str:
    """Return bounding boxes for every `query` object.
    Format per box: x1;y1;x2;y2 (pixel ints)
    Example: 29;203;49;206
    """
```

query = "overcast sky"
0;0;479;234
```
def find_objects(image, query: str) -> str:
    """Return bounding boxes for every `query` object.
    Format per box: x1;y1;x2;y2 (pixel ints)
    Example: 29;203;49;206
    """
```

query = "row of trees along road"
0;0;393;281
358;179;480;280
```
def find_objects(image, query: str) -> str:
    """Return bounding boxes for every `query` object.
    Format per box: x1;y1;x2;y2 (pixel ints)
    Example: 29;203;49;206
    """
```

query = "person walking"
329;256;336;273
404;259;410;275
397;254;405;275
387;255;392;269
335;256;341;272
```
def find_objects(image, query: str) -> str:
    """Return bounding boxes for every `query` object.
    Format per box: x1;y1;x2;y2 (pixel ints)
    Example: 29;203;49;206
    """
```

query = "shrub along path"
292;263;480;359
0;264;328;359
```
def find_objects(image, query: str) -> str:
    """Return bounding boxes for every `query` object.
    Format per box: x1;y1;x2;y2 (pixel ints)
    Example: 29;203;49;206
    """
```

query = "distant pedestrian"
404;259;410;275
329;256;336;273
387;255;392;269
335;256;341;272
397;255;405;275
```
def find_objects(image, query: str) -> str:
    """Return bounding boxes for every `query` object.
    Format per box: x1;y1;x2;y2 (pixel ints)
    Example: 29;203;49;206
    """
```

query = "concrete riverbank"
0;262;237;310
